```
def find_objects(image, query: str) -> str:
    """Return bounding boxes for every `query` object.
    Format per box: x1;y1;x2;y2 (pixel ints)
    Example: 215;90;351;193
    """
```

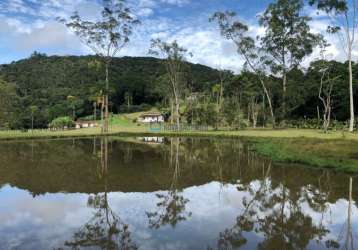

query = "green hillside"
0;53;220;128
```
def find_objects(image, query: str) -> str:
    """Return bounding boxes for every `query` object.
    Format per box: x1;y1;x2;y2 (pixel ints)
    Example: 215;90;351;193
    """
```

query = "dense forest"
0;53;220;128
0;52;357;129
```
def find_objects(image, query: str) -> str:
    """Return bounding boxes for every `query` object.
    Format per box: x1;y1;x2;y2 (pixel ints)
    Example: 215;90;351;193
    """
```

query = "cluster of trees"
0;0;357;132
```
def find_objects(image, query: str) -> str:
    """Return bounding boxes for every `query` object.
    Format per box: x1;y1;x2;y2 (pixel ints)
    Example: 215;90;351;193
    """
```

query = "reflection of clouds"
0;181;357;250
0;186;90;227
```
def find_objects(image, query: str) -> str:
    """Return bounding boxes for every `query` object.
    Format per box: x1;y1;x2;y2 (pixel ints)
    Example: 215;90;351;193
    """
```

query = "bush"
49;116;75;129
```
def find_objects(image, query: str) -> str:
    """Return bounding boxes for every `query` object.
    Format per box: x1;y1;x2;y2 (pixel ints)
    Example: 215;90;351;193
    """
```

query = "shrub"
49;116;75;129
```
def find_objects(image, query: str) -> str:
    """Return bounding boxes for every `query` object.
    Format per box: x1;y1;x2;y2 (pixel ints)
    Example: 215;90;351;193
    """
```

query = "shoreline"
1;127;358;173
0;126;357;141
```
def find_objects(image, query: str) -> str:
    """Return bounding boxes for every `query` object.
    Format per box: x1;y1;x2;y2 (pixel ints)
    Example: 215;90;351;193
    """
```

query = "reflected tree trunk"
344;177;354;250
146;137;191;229
62;137;138;250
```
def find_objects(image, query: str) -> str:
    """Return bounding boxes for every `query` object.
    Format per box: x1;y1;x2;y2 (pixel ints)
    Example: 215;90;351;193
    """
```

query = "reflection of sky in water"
0;181;357;250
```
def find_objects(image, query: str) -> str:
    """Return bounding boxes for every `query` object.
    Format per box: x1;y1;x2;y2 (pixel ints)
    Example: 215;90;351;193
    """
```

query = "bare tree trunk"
31;113;34;132
93;102;97;121
260;79;275;128
101;99;104;133
348;54;355;132
250;97;259;128
262;93;266;127
344;177;353;250
282;72;287;124
174;95;180;130
104;63;110;133
171;78;180;130
218;75;224;128
170;98;174;125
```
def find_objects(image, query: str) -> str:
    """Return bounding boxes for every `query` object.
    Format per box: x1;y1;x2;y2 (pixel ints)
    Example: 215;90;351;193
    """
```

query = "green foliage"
259;0;320;71
193;102;219;127
222;98;248;129
0;79;19;129
49;116;75;129
0;55;219;129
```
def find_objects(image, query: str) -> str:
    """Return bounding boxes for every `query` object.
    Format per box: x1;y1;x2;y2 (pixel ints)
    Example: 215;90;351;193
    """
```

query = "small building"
75;120;99;129
138;113;164;123
138;137;164;144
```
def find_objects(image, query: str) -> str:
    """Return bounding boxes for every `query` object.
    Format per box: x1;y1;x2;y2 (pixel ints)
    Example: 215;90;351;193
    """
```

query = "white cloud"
137;7;154;17
161;0;190;6
0;0;357;72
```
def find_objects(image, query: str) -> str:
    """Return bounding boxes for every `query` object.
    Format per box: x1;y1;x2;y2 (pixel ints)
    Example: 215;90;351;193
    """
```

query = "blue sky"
0;0;355;72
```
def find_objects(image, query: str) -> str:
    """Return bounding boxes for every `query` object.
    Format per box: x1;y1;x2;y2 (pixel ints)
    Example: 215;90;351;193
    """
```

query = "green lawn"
249;137;358;173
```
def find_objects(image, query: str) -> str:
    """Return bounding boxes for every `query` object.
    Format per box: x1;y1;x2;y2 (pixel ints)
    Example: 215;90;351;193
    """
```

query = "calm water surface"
0;137;356;250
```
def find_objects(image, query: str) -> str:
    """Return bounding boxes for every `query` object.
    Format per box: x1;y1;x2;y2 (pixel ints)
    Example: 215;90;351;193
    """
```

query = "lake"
0;137;356;250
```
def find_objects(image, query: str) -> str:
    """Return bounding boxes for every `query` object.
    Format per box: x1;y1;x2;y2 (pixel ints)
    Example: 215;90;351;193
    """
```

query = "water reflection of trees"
146;137;192;229
339;177;355;250
210;163;332;250
61;137;138;250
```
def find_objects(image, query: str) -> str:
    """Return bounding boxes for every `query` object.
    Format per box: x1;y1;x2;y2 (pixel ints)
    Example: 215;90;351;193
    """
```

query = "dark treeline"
0;52;357;129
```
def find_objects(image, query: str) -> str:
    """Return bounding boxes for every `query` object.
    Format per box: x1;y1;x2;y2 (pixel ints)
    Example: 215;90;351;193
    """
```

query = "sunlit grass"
249;137;358;173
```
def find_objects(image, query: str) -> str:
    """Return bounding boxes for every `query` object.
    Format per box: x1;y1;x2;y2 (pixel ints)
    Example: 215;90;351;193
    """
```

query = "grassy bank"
1;114;358;173
248;137;358;173
1;126;358;141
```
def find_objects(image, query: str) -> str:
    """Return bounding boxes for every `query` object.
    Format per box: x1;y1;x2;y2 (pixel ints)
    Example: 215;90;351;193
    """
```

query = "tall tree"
58;0;140;132
29;105;38;132
210;11;276;127
259;0;320;123
149;39;191;130
67;95;77;119
309;0;357;131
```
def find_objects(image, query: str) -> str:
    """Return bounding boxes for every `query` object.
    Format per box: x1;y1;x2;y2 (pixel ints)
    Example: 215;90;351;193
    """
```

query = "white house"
75;121;99;129
138;113;164;123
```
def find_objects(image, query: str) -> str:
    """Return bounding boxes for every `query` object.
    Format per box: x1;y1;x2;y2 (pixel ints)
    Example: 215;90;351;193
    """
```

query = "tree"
309;0;357;131
49;116;75;129
29;105;38;132
58;0;140;133
149;39;191;130
216;69;233;127
312;40;342;132
318;63;339;133
210;11;276;127
67;95;77;119
259;0;320;123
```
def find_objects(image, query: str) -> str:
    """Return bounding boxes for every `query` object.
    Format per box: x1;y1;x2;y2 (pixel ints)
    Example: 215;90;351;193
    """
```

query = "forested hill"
0;54;220;128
